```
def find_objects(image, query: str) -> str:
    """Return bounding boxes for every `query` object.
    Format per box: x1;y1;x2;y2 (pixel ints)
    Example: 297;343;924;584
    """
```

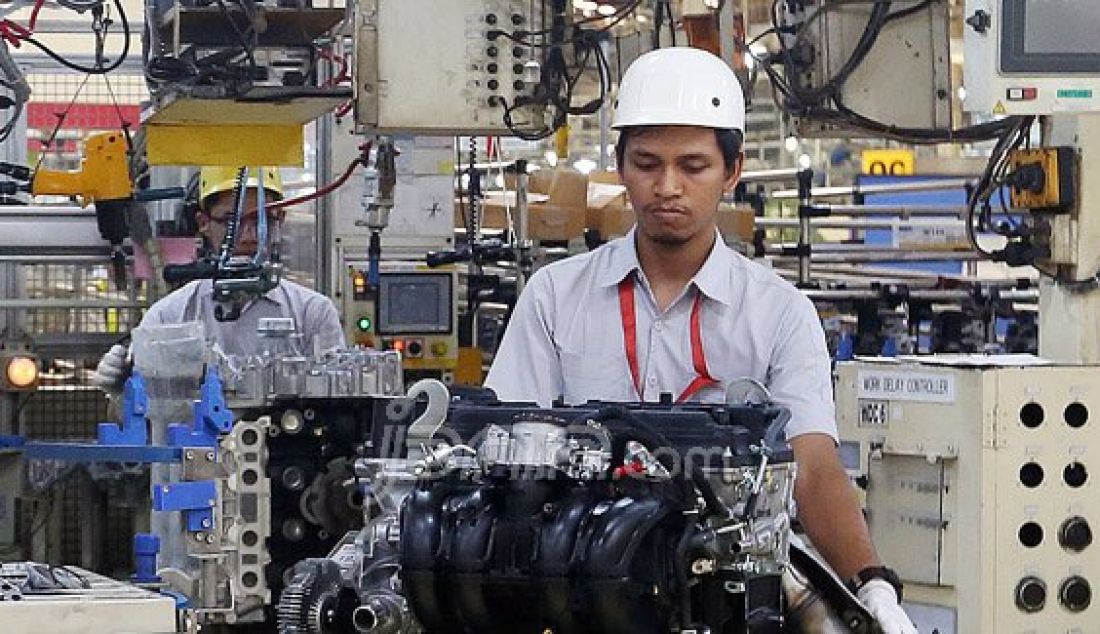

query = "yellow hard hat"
199;166;284;210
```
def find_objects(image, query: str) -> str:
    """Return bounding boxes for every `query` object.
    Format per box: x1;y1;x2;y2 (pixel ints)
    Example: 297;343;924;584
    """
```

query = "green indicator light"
357;317;372;332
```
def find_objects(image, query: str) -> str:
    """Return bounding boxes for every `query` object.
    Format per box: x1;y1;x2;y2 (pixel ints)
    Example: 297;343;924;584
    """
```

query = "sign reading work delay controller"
856;369;956;404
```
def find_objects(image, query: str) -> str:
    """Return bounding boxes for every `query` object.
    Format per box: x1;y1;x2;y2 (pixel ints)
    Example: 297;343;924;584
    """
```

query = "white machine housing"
355;0;546;134
836;359;1099;633
963;0;1100;115
793;0;952;137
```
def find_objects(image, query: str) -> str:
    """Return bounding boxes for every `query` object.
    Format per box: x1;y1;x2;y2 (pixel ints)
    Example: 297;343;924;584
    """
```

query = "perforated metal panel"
4;257;149;575
837;362;1100;634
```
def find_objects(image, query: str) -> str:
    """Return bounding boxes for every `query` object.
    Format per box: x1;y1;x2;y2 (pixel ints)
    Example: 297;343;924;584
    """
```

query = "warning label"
856;369;955;404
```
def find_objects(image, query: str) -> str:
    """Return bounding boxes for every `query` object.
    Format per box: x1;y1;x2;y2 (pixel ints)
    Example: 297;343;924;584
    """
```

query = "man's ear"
723;152;745;192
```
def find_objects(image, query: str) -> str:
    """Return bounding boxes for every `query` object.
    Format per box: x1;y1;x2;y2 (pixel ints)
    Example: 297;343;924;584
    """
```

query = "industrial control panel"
964;0;1100;115
341;267;459;379
355;0;547;134
836;360;1100;633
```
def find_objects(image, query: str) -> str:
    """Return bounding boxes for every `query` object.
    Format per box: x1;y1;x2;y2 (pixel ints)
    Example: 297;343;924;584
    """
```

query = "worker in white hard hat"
93;166;345;394
486;47;916;634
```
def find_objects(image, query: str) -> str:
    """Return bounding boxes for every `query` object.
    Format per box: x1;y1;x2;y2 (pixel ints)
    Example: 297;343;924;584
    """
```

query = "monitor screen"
376;273;452;334
1002;0;1100;73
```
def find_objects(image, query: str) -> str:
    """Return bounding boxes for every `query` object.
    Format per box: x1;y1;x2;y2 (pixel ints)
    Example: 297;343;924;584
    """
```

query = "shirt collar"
596;228;734;307
262;283;284;303
691;230;734;307
595;227;643;288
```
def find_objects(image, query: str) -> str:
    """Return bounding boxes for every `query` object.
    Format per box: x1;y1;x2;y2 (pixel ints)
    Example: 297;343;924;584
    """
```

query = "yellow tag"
993;101;1007;115
862;149;915;176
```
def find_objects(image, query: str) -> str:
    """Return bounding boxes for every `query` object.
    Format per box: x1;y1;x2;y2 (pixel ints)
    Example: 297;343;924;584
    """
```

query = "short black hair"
615;128;744;174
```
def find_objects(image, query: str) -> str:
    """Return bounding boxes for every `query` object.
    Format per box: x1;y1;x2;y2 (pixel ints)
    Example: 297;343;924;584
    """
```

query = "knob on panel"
1015;576;1047;613
1059;516;1093;553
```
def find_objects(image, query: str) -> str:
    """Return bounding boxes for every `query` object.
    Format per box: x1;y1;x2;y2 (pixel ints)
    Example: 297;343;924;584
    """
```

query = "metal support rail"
771;178;975;200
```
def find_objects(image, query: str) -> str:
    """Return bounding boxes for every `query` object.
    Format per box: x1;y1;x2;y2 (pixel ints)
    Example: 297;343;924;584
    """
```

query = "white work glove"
93;343;132;394
858;578;917;634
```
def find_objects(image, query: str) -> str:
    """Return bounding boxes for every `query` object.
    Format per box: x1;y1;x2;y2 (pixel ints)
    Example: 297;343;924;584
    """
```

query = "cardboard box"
527;167;588;241
586;190;633;239
457;191;549;231
457;170;754;243
717;202;755;243
586;172;634;239
457;167;588;241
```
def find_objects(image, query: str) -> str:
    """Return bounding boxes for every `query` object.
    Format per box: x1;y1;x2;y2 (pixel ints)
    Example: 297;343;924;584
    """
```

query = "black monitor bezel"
375;272;453;335
1000;0;1100;74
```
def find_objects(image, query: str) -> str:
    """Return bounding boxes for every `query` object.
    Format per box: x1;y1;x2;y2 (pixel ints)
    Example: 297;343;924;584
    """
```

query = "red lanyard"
618;276;718;403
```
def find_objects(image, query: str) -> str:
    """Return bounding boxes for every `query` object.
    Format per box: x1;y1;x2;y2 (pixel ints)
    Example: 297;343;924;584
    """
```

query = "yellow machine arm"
30;131;132;204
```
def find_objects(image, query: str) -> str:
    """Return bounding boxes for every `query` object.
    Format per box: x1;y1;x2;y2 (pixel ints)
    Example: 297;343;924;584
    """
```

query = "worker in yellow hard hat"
93;166;345;393
197;166;285;257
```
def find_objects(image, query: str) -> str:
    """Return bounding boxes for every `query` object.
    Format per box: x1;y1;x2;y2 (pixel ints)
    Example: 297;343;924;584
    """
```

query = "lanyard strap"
618;276;718;403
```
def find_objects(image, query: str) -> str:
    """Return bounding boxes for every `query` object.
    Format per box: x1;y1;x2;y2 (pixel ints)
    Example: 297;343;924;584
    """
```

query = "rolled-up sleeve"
484;269;562;406
765;294;838;442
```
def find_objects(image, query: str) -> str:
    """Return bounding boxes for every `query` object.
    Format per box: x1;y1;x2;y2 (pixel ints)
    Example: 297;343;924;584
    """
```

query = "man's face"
198;190;284;257
618;126;742;248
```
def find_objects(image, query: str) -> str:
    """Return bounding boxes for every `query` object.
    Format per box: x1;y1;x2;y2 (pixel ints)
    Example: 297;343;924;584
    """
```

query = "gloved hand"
858;578;917;634
93;343;132;394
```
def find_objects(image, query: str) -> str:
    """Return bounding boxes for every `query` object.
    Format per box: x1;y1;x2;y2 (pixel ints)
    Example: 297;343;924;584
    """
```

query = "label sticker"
1057;89;1093;100
894;222;969;251
857;370;956;404
1054;88;1098;112
858;400;890;427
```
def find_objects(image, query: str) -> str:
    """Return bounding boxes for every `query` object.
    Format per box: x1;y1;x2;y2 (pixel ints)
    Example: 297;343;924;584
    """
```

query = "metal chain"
467;136;480;238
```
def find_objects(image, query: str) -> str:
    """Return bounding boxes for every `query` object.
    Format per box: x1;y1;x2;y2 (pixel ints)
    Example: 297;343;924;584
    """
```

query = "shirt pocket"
558;349;634;405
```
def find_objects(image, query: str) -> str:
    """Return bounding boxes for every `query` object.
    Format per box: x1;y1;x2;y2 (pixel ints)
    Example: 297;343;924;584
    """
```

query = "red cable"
315;46;349;87
0;20;30;47
333;100;354;119
263;144;371;213
28;0;46;32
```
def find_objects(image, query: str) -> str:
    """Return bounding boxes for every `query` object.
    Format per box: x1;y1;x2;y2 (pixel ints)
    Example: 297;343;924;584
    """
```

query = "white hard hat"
613;47;745;132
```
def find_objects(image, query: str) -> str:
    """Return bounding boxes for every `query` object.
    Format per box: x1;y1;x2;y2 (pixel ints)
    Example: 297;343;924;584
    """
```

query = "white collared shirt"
485;229;837;441
140;279;346;357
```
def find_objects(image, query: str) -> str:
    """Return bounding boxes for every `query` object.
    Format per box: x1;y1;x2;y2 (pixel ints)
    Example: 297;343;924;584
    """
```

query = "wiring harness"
753;0;1021;144
488;0;640;140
